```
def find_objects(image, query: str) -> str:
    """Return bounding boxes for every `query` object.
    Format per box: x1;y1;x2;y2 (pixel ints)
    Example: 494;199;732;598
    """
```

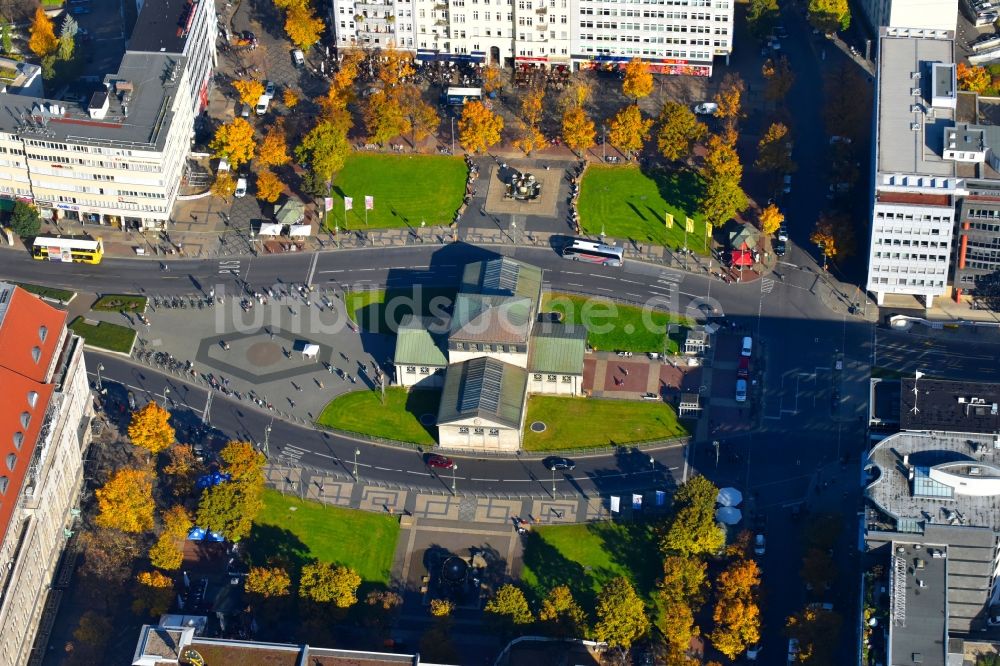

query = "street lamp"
161;387;170;409
262;421;272;459
649;456;655;472
713;440;720;468
450;116;455;155
96;363;105;393
602;124;607;162
452;463;458;493
551;466;556;495
353;448;361;480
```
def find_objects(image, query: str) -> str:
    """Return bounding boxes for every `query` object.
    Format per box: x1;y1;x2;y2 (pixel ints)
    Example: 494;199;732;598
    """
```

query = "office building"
0;0;216;230
331;0;733;74
0;283;93;666
856;0;958;33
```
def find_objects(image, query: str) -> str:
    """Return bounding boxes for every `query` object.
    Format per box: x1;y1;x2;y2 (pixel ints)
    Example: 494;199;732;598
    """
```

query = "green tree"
484;584;534;634
755;122;796;178
608;104;653;159
538;585;589;638
800;547;836;591
746;0;779;39
1;22;12;56
299;561;361;607
9;201;41;237
661;475;726;557
296;119;352;183
824;63;872;141
808;0;850;33
698;133;749;228
593;576;649;650
656;100;707;162
196;481;260;541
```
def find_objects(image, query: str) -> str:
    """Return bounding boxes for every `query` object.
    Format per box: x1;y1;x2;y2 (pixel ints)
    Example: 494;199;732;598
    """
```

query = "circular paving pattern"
245;341;284;367
529;421;546;432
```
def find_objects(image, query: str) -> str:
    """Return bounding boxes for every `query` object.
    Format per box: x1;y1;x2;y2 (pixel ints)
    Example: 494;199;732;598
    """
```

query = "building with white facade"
856;0;957;33
331;0;733;73
867;27;960;308
0;283;93;666
0;0;215;230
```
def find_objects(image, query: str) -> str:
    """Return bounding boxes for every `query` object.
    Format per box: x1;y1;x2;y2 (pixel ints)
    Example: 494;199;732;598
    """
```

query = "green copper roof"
394;316;448;366
528;323;587;374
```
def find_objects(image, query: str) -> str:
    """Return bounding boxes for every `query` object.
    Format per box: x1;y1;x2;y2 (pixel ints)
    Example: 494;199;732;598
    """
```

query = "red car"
737;356;750;379
424;453;455;470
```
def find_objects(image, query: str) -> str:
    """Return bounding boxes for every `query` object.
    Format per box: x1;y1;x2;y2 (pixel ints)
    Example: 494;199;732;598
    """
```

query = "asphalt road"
88;350;686;497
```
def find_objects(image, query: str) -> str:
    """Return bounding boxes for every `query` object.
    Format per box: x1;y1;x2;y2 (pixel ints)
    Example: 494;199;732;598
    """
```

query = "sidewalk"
882;293;1000;325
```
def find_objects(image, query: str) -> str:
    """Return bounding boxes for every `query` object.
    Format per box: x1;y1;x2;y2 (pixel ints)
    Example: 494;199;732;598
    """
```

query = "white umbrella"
717;487;744;507
716;506;742;525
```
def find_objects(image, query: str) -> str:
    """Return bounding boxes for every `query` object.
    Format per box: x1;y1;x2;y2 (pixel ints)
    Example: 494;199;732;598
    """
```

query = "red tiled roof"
0;287;67;547
877;191;952;207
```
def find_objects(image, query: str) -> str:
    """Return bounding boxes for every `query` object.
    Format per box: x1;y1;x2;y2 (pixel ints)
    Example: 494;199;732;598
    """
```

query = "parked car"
735;378;748;403
754;533;766;556
127;391;136;409
544;456;576;471
641;391;661;401
254;94;271;115
787;638;800;664
747;644;762;661
693;102;718;115
777;224;789;241
234;177;247;198
829;135;852;145
292;49;305;66
265;80;276;97
741;336;753;357
738;356;750;379
424;453;455;469
782;174;793;194
773;238;787;256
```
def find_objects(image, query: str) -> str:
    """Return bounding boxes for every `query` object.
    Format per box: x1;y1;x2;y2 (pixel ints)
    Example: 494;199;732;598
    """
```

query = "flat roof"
129;0;196;54
889;540;948;666
877;29;957;176
900;378;1000;434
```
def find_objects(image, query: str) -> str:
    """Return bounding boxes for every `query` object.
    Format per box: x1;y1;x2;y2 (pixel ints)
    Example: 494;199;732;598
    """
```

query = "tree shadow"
587;521;661;599
520;531;597;610
245;523;312;576
405;389;441;441
649;168;704;218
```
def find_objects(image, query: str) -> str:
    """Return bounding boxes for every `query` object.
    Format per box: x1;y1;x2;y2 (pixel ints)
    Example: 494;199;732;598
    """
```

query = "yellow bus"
31;235;104;264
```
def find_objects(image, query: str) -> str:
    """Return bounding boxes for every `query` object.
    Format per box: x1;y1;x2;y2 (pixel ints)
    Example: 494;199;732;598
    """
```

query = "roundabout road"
2;242;866;498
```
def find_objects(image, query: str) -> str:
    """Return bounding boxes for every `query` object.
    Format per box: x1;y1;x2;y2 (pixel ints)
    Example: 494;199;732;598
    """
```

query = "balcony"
357;13;393;24
434;1;448;9
535;23;547;31
357;26;395;39
535;5;546;13
355;0;389;9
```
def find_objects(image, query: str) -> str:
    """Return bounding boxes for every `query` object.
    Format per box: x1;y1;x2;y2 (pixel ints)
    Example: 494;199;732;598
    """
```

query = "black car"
544;456;576;471
773;239;786;256
242;30;257;43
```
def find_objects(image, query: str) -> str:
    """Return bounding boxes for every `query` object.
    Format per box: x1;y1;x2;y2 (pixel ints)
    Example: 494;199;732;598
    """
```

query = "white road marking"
306;253;320;287
596;287;613;292
471;478;501;482
405;470;432;477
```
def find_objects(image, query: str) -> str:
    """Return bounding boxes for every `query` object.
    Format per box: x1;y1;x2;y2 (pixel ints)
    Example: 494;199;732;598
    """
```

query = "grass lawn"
15;283;75;303
326;154;467;231
523;395;687;450
68;317;136;353
542;292;691;354
344;287;455;334
316;387;439;446
520;521;660;610
248;488;399;585
578;165;709;253
92;294;147;312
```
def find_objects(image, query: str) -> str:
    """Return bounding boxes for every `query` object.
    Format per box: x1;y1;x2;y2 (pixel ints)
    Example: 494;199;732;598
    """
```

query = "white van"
292;49;305;66
255;94;271;116
234;177;247;198
741;336;753;357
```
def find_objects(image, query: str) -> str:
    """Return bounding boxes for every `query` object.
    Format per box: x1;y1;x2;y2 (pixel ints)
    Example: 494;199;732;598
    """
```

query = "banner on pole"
324;197;333;212
610;496;621;513
632;493;643;510
344;197;353;211
685;217;695;233
665;212;674;229
365;195;374;210
705;221;712;236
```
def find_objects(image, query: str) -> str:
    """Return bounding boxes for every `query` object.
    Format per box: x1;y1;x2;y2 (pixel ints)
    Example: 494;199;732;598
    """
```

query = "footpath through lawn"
326;154;467;231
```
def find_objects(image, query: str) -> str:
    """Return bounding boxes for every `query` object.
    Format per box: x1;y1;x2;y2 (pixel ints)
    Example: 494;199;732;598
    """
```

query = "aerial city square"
0;0;998;663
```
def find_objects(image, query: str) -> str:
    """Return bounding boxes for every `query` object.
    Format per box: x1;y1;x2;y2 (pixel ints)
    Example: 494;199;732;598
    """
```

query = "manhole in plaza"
530;421;546;432
419;413;436;426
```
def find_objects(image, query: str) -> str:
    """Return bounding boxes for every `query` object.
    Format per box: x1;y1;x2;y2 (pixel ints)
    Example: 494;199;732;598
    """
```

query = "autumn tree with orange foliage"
210;118;256;168
811;210;856;265
258;121;290;168
163;444;199;497
762;56;795;102
133;570;174;617
246;566;292;598
458;100;503;154
149;505;192;570
608;105;653;159
622;57;654;102
709;557;762;659
256;169;284;203
128;401;175;455
233;79;265;108
94;468;155;533
514;87;546;156
283;88;299;108
285;4;324;52
958;62;991;94
759;203;785;235
28;7;57;58
713;73;745;137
